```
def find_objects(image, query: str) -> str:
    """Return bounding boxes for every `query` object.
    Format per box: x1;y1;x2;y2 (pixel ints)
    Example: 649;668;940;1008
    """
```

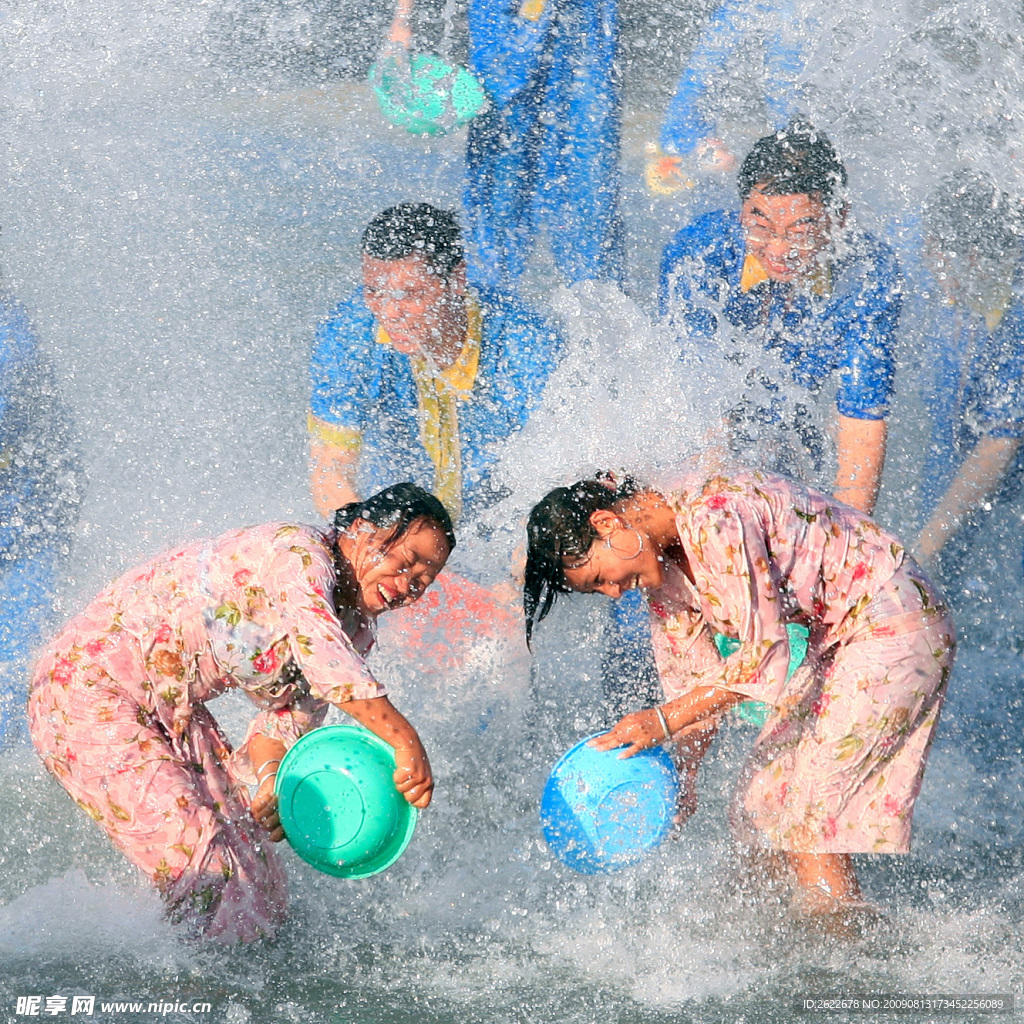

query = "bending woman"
524;471;954;917
29;483;453;942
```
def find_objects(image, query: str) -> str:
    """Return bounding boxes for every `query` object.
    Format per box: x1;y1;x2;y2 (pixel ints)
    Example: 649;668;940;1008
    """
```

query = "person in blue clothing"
461;0;624;289
0;293;84;746
912;172;1024;576
309;202;563;525
660;124;902;514
647;0;809;196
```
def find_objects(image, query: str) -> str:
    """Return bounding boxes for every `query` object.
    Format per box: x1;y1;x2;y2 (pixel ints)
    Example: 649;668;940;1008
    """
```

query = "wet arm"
916;435;1022;566
247;734;287;842
342;695;433;808
309;430;360;519
663;684;745;734
592;684;743;757
834;415;887;514
387;0;413;47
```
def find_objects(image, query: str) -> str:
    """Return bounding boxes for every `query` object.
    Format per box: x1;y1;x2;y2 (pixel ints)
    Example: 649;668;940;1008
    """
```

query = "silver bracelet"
654;706;672;741
254;758;282;779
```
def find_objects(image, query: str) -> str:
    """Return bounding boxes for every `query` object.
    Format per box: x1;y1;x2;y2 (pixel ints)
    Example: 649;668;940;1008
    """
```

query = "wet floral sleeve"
207;526;385;708
209;525;386;783
676;495;794;705
280;576;383;708
231;584;383;784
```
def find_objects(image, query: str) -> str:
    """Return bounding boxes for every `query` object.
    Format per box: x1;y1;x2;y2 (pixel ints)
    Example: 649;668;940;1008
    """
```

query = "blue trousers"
464;1;624;289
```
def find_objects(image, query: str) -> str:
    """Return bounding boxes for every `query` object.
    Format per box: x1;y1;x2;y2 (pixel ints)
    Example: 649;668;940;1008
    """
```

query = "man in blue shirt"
309;202;563;524
660;124;902;514
912;173;1024;576
1;295;83;746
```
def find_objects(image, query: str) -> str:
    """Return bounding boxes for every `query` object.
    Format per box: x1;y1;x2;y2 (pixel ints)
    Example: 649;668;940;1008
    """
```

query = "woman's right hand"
591;708;666;758
251;777;285;842
393;743;433;809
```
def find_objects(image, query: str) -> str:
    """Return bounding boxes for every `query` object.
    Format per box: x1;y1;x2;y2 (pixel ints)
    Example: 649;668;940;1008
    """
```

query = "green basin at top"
368;52;487;136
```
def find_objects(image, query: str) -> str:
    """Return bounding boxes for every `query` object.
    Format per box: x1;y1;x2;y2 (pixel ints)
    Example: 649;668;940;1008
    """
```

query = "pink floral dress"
28;523;385;942
648;472;955;854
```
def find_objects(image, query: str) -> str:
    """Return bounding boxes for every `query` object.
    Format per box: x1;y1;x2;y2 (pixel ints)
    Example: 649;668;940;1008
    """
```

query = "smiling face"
561;512;665;599
361;253;466;356
740;186;833;283
346;517;451;616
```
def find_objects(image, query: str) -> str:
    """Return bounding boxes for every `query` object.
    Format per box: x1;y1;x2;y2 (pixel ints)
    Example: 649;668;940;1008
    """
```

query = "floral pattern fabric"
28;522;385;941
647;471;955;854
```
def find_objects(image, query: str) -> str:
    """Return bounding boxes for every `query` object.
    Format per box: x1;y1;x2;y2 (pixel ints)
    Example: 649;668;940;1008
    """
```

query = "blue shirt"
659;209;901;421
0;295;83;561
919;260;1024;511
310;287;562;521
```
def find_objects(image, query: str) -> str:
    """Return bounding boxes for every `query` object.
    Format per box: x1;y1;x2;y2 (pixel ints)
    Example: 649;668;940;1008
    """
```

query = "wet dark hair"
334;482;456;554
523;474;639;646
738;122;848;211
361;202;465;279
923;171;1021;261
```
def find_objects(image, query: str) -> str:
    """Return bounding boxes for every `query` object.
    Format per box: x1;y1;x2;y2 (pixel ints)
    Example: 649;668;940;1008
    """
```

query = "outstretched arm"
916;435;1022;566
591;684;744;758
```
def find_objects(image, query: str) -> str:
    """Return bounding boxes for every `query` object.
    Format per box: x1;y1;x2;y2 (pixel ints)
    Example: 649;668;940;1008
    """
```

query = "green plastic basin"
368;52;487;136
275;725;417;879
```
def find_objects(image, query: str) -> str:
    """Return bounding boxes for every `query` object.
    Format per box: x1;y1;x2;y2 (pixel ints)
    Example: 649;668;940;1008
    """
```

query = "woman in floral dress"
524;470;955;917
29;483;453;942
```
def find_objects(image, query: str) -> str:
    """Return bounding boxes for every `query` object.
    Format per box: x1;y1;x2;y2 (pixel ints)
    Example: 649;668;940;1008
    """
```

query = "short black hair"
923;171;1021;261
361;203;465;278
523;474;639;646
738;122;848;211
334;482;456;555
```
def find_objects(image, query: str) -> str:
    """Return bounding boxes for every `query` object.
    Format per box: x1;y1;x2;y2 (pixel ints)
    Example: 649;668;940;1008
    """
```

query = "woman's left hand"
590;709;666;758
251;777;285;842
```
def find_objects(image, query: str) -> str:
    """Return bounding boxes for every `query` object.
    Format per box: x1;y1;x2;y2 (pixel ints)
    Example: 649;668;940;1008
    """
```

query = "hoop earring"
605;527;644;560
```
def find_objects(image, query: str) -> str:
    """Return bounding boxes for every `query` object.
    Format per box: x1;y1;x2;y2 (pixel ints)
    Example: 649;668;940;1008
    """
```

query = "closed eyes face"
561;527;664;599
362;253;455;355
354;519;451;615
740;187;831;282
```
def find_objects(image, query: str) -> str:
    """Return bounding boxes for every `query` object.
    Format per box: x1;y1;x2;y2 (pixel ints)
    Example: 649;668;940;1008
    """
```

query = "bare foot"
790;886;889;938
